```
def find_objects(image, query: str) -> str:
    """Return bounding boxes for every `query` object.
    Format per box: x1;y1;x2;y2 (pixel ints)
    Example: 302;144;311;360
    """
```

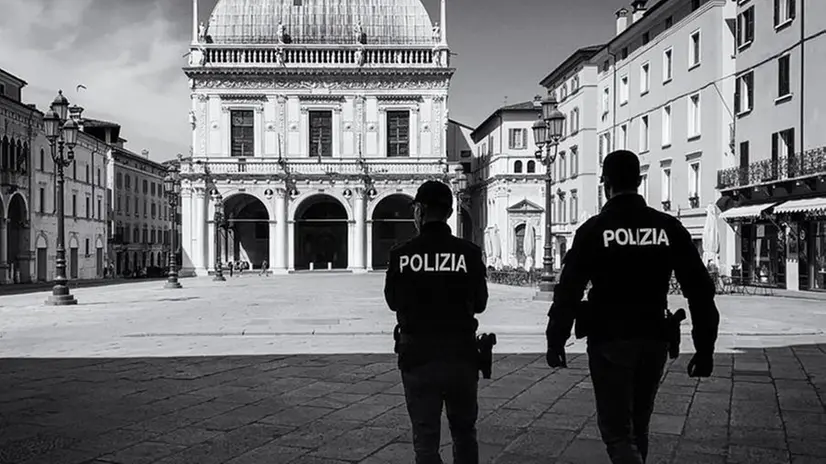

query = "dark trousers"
588;339;668;464
401;358;479;464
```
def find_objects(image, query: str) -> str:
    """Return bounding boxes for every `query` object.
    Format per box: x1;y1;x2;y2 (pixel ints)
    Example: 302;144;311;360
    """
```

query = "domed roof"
207;0;435;45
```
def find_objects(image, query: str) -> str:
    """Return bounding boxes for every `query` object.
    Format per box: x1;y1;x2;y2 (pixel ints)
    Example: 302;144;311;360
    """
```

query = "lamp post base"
45;293;78;306
533;280;556;301
164;280;183;289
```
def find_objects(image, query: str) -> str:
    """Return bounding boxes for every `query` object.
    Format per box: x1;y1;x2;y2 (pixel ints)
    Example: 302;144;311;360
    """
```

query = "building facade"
539;46;604;265
0;68;37;283
468;100;548;269
590;0;736;264
718;0;826;291
181;0;458;276
32;106;109;282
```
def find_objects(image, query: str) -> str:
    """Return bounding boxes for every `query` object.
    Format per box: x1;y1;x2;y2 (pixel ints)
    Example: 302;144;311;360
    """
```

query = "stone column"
207;219;216;273
0;219;7;283
366;220;374;271
352;189;367;273
287;219;296;271
180;186;195;275
273;188;288;273
194;187;207;274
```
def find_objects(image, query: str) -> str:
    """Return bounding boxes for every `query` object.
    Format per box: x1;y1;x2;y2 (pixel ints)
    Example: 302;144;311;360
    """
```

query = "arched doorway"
35;234;47;282
7;194;30;283
295;195;348;270
224;194;270;270
372;194;415;269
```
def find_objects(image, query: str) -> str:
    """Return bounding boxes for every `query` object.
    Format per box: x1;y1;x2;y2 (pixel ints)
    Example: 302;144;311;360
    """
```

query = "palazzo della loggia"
181;0;457;275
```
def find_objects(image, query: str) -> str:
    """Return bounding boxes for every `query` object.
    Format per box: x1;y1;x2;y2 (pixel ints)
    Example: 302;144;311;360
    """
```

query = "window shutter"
788;129;795;157
771;132;779;162
774;0;780;26
522;129;527;149
747;9;754;40
734;79;741;114
747;74;753;109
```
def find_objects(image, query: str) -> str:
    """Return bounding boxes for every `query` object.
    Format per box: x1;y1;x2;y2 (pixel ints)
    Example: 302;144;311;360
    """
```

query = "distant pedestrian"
260;260;268;276
228;261;234;278
546;150;720;464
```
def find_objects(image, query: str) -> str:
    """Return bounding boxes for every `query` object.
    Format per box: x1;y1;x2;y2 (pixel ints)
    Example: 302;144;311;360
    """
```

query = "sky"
0;0;632;163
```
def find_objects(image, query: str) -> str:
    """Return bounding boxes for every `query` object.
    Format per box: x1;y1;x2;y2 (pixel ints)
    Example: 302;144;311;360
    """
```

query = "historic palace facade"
181;0;458;276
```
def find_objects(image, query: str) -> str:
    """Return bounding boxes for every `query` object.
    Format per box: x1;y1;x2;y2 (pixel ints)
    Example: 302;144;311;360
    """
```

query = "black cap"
413;180;453;209
601;150;641;187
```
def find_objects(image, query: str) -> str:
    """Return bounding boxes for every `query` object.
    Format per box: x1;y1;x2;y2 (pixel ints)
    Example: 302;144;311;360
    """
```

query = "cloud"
0;0;192;161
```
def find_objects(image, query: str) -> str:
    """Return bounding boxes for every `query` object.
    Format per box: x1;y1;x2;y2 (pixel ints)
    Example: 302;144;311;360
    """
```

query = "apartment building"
468;100;546;269
32;105;109;281
718;0;826;291
539;45;603;263
590;0;736;262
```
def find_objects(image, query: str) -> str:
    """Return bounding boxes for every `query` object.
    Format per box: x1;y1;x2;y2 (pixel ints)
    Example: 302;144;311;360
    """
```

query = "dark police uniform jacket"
547;194;720;353
384;222;488;367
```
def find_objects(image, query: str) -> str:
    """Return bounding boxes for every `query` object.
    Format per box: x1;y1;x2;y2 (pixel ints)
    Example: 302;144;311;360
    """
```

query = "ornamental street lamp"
44;90;79;306
532;90;566;298
451;169;468;238
213;193;226;282
163;165;182;289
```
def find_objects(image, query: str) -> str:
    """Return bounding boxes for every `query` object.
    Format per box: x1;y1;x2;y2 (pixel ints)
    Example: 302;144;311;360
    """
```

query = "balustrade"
717;147;826;189
180;158;448;177
201;45;435;67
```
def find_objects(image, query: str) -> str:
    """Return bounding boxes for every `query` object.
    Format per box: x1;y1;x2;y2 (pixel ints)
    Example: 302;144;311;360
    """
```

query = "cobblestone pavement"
1;274;825;463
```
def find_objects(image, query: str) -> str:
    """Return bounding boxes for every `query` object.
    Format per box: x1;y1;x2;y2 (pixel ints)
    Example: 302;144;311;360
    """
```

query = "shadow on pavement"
1;344;825;464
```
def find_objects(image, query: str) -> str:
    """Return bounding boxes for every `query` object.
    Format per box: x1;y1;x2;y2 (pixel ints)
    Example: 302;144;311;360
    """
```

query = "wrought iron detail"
717;147;826;190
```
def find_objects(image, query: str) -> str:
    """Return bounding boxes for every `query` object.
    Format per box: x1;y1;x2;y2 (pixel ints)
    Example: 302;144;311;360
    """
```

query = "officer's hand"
687;352;714;378
546;345;567;369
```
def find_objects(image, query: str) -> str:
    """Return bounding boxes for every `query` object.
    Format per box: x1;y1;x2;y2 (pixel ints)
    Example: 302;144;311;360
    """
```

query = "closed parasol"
523;224;535;269
702;203;720;266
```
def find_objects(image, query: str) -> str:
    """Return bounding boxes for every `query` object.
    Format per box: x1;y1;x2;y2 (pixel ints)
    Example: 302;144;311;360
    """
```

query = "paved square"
1;274;825;463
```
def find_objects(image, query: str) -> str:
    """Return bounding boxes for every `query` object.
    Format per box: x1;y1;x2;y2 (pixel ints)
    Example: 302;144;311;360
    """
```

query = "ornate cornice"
218;94;268;102
376;95;423;102
298;95;346;103
186;69;453;92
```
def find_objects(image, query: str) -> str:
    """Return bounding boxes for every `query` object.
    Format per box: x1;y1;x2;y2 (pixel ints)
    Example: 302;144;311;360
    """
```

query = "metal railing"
717;147;826;189
200;45;437;68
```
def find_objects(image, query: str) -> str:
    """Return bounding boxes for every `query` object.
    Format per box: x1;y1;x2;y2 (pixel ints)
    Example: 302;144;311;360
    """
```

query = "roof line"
470;102;540;142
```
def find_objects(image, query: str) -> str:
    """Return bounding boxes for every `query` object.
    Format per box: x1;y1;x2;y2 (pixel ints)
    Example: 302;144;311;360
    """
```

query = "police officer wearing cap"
384;180;488;464
545;150;720;464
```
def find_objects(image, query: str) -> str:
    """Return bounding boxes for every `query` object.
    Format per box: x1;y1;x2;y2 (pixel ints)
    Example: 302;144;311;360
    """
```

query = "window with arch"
514;160;523;173
515;223;527;266
527;160;536;173
117;173;123;188
125;174;131;190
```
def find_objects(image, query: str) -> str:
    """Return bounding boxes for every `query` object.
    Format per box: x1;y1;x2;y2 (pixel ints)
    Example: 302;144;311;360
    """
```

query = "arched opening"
295;194;348;270
372;194;415;269
7;194;30;283
36;234;48;282
515;223;526;267
527;160;536;173
1;137;8;171
514;160;523;173
224;194;270;270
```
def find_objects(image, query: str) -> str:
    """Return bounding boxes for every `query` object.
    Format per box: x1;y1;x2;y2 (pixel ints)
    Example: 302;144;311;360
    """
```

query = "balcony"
717;147;826;190
193;44;442;69
180;158;449;178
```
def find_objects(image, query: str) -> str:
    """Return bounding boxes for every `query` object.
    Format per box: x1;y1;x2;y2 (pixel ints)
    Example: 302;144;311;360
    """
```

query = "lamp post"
213;193;226;281
452;169;468;239
532;90;566;299
163;165;182;289
44;90;79;306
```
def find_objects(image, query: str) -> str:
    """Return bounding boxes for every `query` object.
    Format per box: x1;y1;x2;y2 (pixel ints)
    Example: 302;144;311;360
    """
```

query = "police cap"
601;150;641;189
413;180;453;209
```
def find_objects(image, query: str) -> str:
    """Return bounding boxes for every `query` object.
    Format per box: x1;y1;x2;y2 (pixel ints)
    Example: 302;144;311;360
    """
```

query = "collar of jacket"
602;193;647;212
420;221;452;235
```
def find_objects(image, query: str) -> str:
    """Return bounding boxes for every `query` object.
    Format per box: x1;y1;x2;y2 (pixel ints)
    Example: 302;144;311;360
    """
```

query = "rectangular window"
150;183;156;196
640;115;650;152
737;7;755;48
118;196;123;213
663;48;673;82
662;168;672;202
386;111;410;157
639;173;649;201
97;199;101;220
85;197;90;219
308;110;333;158
620;75;629;105
739;141;750;168
773;128;795;162
735;72;754;114
640;63;650;94
39;187;45;213
85;239;90;256
688;94;701;138
570;191;578;223
559;154;567;181
73;163;77;180
689;162;701;199
602;88;610;117
135;198;139;217
778;54;791;98
662;105;672;147
142;179;148;194
488;136;494;155
620;124;628;150
599;132;611;164
40;149;45;171
570;147;579;177
97;168;101;186
508;128;528;150
143;200;147;218
151;203;157;219
85;165;89;183
72;194;77;217
116;173;122;189
230;109;254;157
689;30;701;68
774;0;796;28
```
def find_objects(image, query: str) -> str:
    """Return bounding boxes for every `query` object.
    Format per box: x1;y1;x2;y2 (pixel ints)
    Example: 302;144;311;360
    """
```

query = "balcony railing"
180;158;449;177
198;44;438;68
717;147;826;189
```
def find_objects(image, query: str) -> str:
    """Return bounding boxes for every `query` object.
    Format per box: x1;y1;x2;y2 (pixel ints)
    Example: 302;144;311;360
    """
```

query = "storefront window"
814;221;826;291
748;224;785;287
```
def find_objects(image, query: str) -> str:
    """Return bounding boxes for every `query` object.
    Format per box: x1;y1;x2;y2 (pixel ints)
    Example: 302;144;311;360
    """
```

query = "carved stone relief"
194;77;451;91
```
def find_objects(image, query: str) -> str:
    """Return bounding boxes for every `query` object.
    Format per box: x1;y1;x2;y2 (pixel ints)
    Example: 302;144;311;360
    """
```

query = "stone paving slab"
1;349;826;463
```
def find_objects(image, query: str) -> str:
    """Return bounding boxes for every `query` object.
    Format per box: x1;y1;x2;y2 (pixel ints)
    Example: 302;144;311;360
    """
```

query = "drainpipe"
607;48;619;150
799;1;804;155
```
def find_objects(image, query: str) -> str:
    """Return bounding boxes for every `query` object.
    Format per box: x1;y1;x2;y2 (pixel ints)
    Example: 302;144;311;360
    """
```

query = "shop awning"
719;203;779;220
773;197;826;214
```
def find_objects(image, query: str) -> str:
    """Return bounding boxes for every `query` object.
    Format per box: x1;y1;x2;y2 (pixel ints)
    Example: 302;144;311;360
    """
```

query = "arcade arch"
294;194;348;270
223;193;270;270
371;194;415;269
7;193;30;282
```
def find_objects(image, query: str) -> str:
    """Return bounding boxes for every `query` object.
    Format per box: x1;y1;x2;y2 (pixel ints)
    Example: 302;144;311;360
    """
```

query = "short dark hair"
601;150;641;191
413;180;453;221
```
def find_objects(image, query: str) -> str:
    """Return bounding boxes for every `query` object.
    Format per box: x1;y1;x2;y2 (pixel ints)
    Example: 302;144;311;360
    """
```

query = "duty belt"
398;333;476;345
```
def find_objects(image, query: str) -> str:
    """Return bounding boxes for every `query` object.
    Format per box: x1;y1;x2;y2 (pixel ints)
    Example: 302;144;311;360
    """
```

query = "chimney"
616;8;629;35
141;149;150;158
631;0;648;23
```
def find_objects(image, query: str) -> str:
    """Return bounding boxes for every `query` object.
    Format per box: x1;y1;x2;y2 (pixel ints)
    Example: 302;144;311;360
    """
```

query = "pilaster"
273;188;289;273
351;188;367;272
194;187;207;275
180;185;195;274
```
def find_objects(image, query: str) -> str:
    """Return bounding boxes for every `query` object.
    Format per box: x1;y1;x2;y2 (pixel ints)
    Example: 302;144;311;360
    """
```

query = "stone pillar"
180;186;195;275
0;219;7;283
287;219;296;271
273;189;288;273
207;220;216;273
366;220;374;271
194;187;207;275
352;189;367;273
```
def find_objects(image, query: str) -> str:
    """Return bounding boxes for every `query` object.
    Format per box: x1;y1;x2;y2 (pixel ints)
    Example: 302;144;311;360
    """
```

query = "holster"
476;333;497;379
665;308;687;359
574;300;592;339
393;324;401;354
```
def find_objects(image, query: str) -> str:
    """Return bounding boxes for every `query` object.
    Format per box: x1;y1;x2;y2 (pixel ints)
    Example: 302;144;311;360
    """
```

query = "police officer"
384;180;488;464
545;150;720;464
